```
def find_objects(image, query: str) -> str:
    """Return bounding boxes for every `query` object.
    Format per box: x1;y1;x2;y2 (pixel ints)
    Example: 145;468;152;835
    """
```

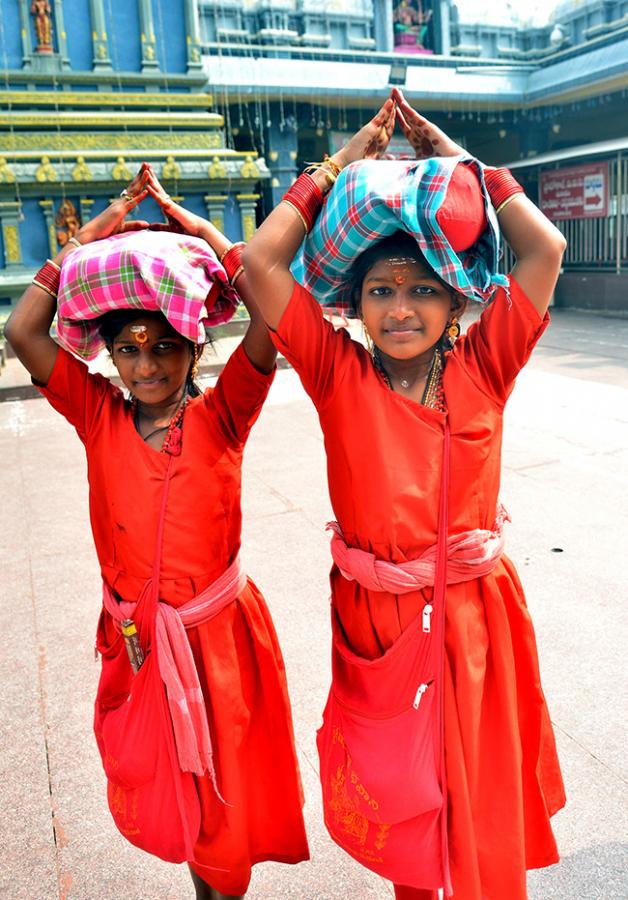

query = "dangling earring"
361;320;374;356
190;344;201;380
446;316;460;347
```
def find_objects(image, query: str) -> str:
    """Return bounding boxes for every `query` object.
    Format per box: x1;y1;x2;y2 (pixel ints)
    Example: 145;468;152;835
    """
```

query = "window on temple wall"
393;0;434;54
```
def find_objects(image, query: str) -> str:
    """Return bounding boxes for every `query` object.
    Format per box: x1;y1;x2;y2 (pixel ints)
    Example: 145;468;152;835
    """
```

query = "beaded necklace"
373;346;446;413
131;391;188;456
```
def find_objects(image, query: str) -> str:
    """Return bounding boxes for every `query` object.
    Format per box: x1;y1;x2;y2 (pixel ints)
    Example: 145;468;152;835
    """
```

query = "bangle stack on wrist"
281;173;325;235
484;167;525;215
221;242;246;287
32;259;61;299
304;155;343;188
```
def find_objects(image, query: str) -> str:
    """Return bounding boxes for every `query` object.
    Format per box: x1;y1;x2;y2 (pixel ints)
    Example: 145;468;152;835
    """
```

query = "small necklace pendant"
400;378;410;389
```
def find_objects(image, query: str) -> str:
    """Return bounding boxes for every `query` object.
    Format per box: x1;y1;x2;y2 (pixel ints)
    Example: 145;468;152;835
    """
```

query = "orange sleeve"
454;275;549;406
208;341;275;445
35;346;113;443
270;281;351;409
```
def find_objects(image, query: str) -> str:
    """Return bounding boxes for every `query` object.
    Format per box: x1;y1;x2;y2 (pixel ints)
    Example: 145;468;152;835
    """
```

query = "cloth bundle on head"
56;230;240;359
291;155;509;314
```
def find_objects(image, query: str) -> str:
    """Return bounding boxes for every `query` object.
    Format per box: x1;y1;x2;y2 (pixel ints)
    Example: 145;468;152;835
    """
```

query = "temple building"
0;0;268;319
1;0;627;316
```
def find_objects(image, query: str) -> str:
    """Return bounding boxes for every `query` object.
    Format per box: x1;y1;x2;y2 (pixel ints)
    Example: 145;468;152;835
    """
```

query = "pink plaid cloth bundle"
57;231;239;359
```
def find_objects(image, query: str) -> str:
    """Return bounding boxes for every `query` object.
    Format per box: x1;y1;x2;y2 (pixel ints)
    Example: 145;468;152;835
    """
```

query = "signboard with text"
540;163;609;220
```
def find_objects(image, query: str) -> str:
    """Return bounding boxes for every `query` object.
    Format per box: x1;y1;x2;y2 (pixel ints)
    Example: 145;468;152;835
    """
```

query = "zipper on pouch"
413;681;432;710
422;603;433;633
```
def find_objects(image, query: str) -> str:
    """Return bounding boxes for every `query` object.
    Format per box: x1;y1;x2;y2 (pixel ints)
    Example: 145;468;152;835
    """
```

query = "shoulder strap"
138;455;175;644
434;416;453;895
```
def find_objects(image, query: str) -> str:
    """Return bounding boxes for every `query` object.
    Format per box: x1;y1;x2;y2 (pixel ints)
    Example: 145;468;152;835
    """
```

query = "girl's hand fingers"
119;220;150;232
396;106;411;135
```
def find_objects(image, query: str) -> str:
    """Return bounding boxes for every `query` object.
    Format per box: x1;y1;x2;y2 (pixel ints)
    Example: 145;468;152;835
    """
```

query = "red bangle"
221;242;245;284
32;259;61;299
484;167;525;213
282;173;324;234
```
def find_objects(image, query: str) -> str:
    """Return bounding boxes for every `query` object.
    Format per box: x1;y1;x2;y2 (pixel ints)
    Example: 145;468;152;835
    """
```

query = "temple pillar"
39;199;58;256
138;0;159;72
373;0;394;52
88;0;112;70
18;0;34;67
236;194;259;242
0;202;24;268
184;0;203;71
204;195;227;234
52;0;71;68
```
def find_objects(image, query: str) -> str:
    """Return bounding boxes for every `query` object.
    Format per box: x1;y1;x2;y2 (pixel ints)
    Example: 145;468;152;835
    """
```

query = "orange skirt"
346;556;566;900
186;579;309;895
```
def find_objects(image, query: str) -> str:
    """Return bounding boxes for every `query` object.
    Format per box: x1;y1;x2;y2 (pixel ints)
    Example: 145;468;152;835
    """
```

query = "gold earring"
446;316;460;346
190;344;201;379
361;320;374;355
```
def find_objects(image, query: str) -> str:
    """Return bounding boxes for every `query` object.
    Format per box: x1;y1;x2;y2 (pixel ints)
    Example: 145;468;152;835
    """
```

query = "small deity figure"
111;157;132;181
72;156;92;182
162;155;182;180
35;156;57;182
31;0;53;52
393;0;432;50
55;199;81;248
240;155;260;179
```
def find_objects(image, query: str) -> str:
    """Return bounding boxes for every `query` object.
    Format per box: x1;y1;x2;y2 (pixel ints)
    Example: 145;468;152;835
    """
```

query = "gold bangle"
219;244;233;263
230;265;245;287
281;199;309;236
495;194;521;216
67;236;82;249
32;278;57;299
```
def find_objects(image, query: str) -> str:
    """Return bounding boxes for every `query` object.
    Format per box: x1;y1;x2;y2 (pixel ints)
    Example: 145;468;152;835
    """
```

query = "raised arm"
496;194;566;317
393;88;566;317
144;168;276;374
243;98;396;331
5;168;150;384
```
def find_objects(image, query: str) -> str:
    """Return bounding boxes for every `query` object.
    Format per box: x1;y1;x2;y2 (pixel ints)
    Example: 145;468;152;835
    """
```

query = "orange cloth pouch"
316;424;453;894
93;455;201;863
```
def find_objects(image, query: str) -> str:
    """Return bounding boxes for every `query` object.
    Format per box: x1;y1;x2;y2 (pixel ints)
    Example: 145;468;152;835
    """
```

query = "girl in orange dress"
5;169;309;899
242;93;567;899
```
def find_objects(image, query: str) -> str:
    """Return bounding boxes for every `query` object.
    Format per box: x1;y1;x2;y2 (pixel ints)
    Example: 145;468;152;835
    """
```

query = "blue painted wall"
104;0;142;72
0;2;23;70
152;0;187;73
63;0;94;71
18;199;52;267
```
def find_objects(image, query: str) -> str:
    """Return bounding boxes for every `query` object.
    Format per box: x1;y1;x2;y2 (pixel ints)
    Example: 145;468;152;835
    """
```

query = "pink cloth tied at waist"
326;505;509;594
102;555;247;792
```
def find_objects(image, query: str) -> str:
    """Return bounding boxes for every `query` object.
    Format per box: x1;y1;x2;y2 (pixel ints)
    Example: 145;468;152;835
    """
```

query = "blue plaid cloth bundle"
291;155;508;315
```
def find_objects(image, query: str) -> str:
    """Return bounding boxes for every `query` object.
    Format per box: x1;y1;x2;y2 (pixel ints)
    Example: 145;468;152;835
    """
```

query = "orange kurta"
271;277;566;900
38;343;309;895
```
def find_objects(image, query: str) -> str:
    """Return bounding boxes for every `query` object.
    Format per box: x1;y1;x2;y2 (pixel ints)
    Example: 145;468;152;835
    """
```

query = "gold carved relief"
240;155;260;179
208;157;227;179
3;133;223;152
0;158;16;183
111;157;132;180
162;156;182;180
35;156;58;181
72;156;92;181
241;214;256;242
3;225;21;264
